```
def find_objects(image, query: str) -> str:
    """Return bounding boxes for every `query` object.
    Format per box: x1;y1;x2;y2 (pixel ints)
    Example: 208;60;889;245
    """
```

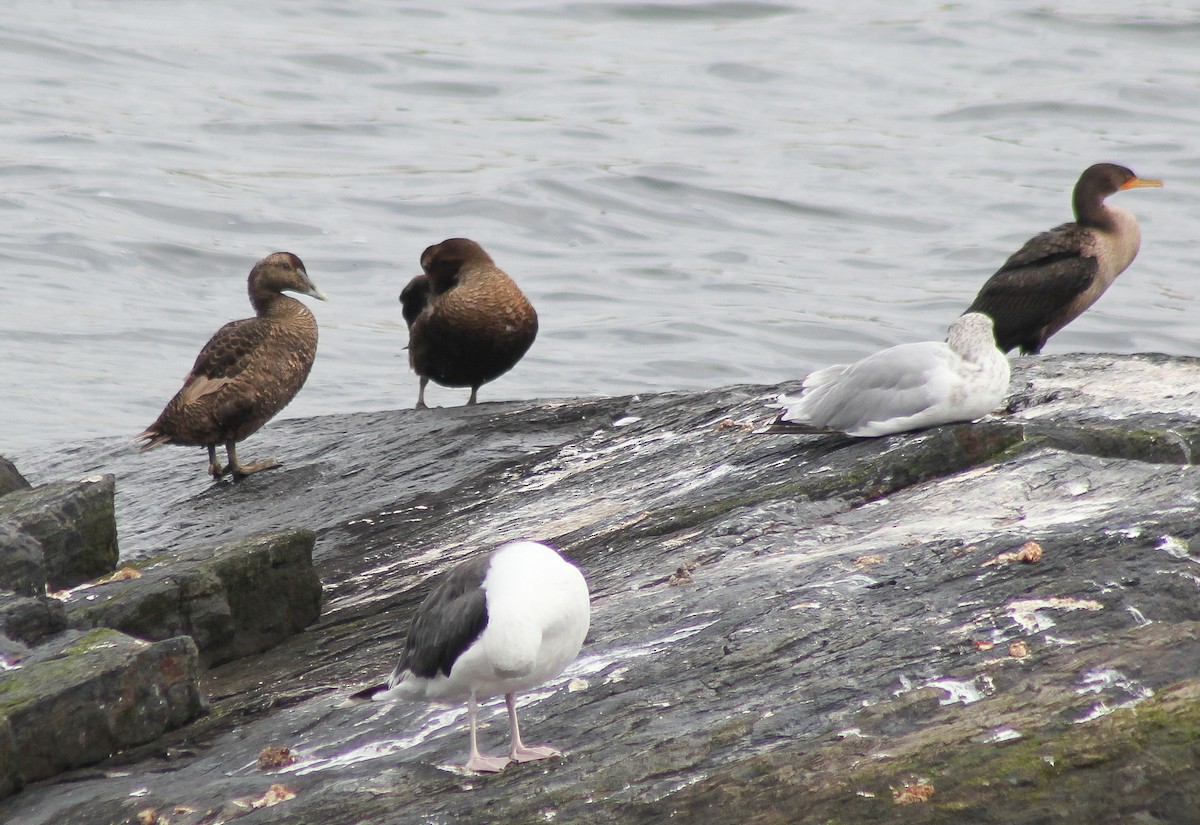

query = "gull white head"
947;313;1000;361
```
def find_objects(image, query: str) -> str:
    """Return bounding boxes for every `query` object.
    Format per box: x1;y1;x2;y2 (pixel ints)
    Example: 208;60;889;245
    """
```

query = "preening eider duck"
965;163;1162;354
371;540;590;773
772;313;1010;438
137;252;326;481
400;238;538;409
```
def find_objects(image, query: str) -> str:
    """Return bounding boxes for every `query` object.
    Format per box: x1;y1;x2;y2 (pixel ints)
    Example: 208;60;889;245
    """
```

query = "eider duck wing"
177;317;272;398
393;553;491;682
966;224;1097;354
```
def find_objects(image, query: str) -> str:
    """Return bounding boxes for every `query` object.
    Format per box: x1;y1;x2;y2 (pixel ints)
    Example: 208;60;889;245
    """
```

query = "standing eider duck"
137;252;326;481
771;313;1011;438
400;238;538;409
371;540;590;773
965;163;1162;354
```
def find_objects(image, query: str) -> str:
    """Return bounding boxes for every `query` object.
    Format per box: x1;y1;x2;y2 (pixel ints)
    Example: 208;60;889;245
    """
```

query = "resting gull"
772;313;1010;438
369;540;590;773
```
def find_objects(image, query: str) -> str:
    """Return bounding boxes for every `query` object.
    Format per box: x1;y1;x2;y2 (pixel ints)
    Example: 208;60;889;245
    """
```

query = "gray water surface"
2;0;1197;460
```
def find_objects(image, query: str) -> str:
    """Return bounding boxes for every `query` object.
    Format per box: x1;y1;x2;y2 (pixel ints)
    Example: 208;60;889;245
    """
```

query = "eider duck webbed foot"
207;445;225;480
224;442;279;482
205;443;279;482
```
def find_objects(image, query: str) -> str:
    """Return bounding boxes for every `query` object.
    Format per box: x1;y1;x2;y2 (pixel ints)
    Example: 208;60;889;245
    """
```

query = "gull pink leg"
506;692;561;763
463;693;510;773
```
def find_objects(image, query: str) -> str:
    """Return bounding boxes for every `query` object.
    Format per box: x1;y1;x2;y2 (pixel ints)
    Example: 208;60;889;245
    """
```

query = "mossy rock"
66;528;320;668
0;628;204;791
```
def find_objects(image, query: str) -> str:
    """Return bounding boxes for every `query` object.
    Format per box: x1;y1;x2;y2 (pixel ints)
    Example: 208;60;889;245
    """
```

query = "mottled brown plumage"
400;238;538;408
966;163;1162;354
137;252;327;480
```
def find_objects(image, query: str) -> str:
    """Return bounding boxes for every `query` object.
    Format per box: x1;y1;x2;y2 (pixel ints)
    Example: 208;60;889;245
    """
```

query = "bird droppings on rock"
892;780;935;805
853;553;885;568
976;726;1023;744
1006;596;1104;634
923;675;995;706
257;745;297;771
603;667;628;685
1156;534;1192;560
983;540;1044;566
1009;640;1030;658
668;563;697;586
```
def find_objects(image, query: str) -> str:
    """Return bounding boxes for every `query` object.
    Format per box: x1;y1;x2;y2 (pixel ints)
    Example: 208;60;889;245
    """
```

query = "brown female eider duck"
137;252;326;481
400;238;538;409
965;163;1161;354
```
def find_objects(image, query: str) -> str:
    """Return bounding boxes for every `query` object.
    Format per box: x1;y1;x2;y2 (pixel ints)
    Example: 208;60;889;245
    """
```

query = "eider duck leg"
207;445;226;480
465;692;511;773
505;692;561;763
224;441;279;482
416;376;430;410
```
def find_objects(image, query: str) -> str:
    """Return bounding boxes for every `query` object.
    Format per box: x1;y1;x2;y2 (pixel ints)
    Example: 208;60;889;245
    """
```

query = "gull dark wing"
967;225;1097;354
396;553;492;681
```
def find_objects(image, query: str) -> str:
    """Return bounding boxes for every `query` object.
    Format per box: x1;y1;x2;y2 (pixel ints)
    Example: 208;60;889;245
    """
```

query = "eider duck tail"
134;427;171;451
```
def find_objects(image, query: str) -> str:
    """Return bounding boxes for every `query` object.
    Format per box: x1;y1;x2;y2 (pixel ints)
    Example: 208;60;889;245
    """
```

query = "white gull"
773;313;1011;438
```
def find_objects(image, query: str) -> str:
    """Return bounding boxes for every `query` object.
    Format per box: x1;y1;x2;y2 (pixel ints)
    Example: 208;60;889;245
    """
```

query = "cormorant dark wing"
967;224;1097;354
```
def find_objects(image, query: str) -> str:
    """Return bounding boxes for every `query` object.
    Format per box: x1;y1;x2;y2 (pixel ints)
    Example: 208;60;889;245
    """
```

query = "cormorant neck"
1073;183;1116;231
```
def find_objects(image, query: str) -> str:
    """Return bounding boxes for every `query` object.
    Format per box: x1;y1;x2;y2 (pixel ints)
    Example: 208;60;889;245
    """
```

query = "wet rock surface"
1;352;1199;824
0;475;118;590
65;529;322;668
